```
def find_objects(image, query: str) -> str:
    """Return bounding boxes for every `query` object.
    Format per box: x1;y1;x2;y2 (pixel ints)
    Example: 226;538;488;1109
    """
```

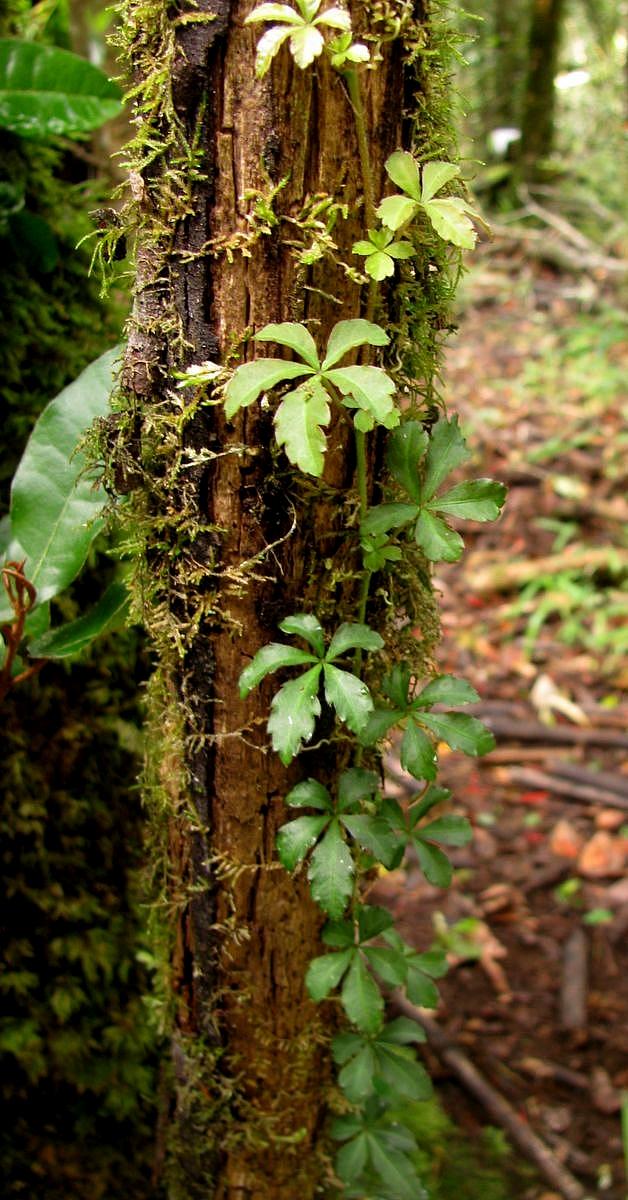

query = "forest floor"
375;247;628;1200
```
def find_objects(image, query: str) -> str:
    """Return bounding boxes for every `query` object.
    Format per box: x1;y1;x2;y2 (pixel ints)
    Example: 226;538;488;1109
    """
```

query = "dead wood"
468;546;628;594
560;929;588;1032
507;767;628;811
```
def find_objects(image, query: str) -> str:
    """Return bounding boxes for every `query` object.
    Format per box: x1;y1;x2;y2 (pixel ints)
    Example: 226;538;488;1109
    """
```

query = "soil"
375;249;628;1199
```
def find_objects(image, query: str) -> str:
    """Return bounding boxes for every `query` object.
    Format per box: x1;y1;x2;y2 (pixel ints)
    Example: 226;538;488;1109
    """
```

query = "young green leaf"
305;949;353;1000
384;150;422;201
420;160;460;202
279;612;325;657
308;818;354;917
327;622;384;660
423;197;476;249
376;193;420;232
238;643;317;698
323;664;373;734
276;813;330;871
321;318;389;370
325;365;399;429
274;384;330;476
361;502;418;538
267;665;322;763
254;320;319;368
252;24;293;76
224;359;311;419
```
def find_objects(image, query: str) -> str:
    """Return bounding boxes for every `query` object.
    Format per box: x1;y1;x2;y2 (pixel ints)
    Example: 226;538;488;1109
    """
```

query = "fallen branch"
507;766;628;811
468;546;628;595
547;760;628;800
391;997;588;1200
478;717;628;751
560;928;588;1032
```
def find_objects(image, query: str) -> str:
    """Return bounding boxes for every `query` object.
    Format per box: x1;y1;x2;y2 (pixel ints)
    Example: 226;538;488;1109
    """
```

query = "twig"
467;546;628;595
547;761;628;800
507;766;628;811
391;997;588;1200
478;717;628;751
560;928;588;1032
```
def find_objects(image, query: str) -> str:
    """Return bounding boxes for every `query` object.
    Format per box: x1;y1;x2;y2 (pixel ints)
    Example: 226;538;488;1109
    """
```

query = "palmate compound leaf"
341;814;399;868
414;508;464;562
418;710;495;757
376;193;420;232
341;953;385;1034
384;150;422;201
274;383;330;476
306;948;354;1001
327;621;384;660
400;720;438;781
415;673;479;707
285;777;332;810
386;420;428;503
267;665;322;764
278;612;325;657
254;320;320;368
414;839;452;887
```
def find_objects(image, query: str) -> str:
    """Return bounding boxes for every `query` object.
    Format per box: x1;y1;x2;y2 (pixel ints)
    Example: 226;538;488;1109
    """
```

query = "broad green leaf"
322;319;389;370
10;347;119;607
327;621;384;661
338;1044;378;1102
308;818;354;918
279;612;325;657
359;705;403;746
416;674;479;708
414;509;463;562
421;160;460;202
255;321;319;369
423;197;476;249
27;580;128;659
341;953;384;1033
422;417;469;501
315;5;352;30
276;813;329;870
341;815;399;868
414;840;452;887
376;193;420;231
432;478;507;521
353;239;376;255
376;1045;432;1100
224;359;311;418
245;3;303;24
418;711;495;757
267;665;322;763
387;240;415;260
364;251;394;281
337;767;380;811
238;642;317;697
336;1132;370;1183
326;365;398;428
362;945;407;987
306;948;353;1000
289;23;324;67
384;150;422;201
420;814;472;847
323;664;373;734
380;1016;427;1045
253;23;293;76
400;721;437;781
285;778;332;810
357;905;393;942
274;384;330;476
386;421;428;503
0;40;121;140
361;502;418;537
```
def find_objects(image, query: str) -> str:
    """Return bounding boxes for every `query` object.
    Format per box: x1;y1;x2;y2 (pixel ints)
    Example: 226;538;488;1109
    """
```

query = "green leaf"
418;711;495;757
376;193;420;232
384;150;422;201
341;815;399;868
285;778;332;810
0;39;121;141
406;969;440;1008
420;814;472;847
376;1045;432;1100
386;421;428;503
276;814;329;870
410;784;452;822
315;5;352;31
382;663;412;709
362;945;407;987
326;365;398;429
432;478;507;521
306;949;353;1000
414;509;464;562
414;840;452;887
380;1016;427;1045
341;953;384;1034
358;905;393;942
224;359;311;419
400;721;438;781
361;502;418;537
267;665;322;763
421;160;460;202
423;197;476;249
10;347;119;606
274;384;330;476
359;705;403;747
322;918;354;948
238;642;317;697
323;664;373;734
338;1044;378;1102
415;674;479;708
308;818;354;918
422;416;469;500
327;621;384;660
245;3;303;24
278;612;325;657
289;23;324;67
10;209;58;272
253;24;293;76
367;1131;420;1200
387;240;415;261
321;319;389;370
364;251;395;281
337;767;380;811
335;1131;370;1183
255;321;320;369
27;580;128;659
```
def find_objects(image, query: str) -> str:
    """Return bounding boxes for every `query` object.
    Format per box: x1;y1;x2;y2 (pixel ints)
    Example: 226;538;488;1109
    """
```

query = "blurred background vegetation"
0;0;625;1195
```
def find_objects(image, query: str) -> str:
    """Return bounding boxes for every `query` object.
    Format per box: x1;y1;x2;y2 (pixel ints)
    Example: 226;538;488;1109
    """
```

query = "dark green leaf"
27;580;128;659
386;421;428;503
414;509;464;562
285;778;332;810
276;814;329;871
341;953;384;1034
305;949;353;1000
382;663;412;709
335;1132;370;1183
376;1045;432;1100
278;612;325;657
323;664;373;734
406;969;440;1008
433;478;507;521
267;665;322;763
338;1044;378;1102
327;622;384;661
418;711;495;757
337;767;380;812
409;784;451;822
362;945;407;987
238;643;317;697
358;905;393;943
254;321;320;369
322;918;354;948
414;840;452;887
331;1030;362;1065
400;721;438;781
415;673;479;708
308;819;354;918
359;705;403;747
367;1131;420;1200
0;39;122;140
341;815;399;868
421;416;469;501
321;318;389;370
420;814;472;847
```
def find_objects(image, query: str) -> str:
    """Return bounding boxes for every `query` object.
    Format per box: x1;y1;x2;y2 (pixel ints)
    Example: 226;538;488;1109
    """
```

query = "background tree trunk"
118;1;434;1195
518;0;565;176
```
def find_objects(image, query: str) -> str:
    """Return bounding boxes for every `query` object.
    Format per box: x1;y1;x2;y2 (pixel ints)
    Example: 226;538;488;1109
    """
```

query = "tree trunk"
518;0;565;176
116;1;438;1195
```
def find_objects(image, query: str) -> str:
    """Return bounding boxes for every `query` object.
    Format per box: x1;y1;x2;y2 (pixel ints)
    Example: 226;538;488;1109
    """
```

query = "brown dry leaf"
549;818;584;860
578;831;626;878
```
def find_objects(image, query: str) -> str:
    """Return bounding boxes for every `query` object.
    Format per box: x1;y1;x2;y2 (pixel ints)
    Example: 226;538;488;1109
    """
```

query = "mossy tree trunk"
518;0;565;176
117;1;442;1196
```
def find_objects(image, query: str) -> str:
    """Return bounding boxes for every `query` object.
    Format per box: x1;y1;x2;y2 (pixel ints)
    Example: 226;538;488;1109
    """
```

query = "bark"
518;0;565;176
119;1;424;1196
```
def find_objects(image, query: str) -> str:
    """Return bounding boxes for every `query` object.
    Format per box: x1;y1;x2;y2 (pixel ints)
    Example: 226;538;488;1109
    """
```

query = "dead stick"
547;761;628;800
508;767;628;811
467;546;628;595
392;997;587;1200
560;928;588;1032
480;718;628;751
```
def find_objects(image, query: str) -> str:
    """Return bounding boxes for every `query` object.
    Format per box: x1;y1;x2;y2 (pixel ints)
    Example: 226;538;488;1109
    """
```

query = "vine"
177;4;508;1195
